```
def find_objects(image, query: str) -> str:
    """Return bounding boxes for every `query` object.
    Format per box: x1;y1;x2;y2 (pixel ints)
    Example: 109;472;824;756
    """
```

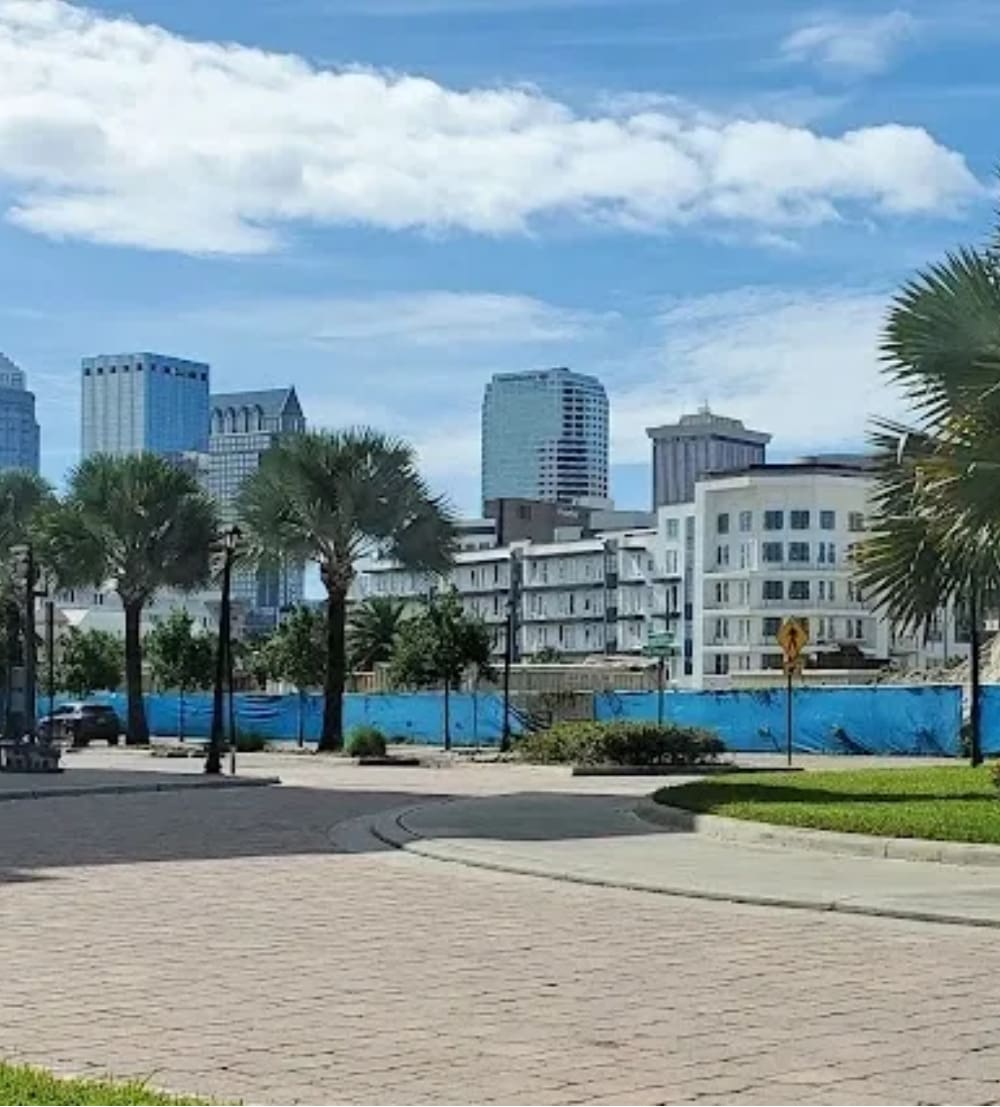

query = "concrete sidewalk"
372;791;1000;929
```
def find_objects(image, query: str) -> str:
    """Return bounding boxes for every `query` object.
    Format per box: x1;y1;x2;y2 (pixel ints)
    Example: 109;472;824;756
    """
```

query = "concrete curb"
365;799;1000;931
637;798;1000;868
0;776;281;804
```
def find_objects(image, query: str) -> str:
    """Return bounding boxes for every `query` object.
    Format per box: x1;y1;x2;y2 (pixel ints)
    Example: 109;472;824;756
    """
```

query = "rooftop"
646;407;771;444
210;387;301;419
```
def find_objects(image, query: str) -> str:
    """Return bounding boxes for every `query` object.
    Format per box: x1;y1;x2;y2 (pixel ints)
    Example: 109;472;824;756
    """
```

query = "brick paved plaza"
2;756;1000;1105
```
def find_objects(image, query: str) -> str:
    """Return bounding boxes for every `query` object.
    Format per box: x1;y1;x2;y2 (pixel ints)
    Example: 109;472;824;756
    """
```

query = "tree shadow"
0;783;671;883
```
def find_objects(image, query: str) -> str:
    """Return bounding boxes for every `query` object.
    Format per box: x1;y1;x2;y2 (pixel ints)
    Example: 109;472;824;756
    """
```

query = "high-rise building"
0;353;40;473
482;367;609;508
647;408;770;508
208;388;306;629
81;352;210;459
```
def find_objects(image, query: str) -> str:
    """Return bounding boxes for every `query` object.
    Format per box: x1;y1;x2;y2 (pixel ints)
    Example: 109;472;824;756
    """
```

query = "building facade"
355;461;961;686
207;388;306;629
691;462;963;685
0;353;40;473
81;352;210;459
647;408;770;508
482;367;609;507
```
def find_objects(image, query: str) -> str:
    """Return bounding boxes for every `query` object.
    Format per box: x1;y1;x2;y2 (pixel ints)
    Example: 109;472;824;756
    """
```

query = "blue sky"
1;0;998;514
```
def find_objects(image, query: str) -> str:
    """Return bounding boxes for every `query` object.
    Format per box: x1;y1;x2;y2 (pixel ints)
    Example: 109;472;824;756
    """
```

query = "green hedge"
346;724;388;758
516;721;725;766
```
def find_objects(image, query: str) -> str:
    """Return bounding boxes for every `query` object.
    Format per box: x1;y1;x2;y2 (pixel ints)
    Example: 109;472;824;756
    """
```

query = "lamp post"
500;551;520;753
206;525;241;775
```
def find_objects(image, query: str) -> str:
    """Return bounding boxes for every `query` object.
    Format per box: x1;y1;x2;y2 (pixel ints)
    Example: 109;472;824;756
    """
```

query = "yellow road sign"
777;618;809;664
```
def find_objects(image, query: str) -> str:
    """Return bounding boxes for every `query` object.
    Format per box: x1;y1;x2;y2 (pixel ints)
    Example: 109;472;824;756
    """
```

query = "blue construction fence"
38;684;1000;755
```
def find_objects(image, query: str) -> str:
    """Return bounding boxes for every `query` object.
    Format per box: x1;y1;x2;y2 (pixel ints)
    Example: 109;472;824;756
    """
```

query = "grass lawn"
657;765;1000;844
0;1061;205;1105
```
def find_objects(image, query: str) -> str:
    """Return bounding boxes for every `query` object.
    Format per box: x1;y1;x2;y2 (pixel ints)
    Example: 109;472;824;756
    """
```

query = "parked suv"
37;703;121;747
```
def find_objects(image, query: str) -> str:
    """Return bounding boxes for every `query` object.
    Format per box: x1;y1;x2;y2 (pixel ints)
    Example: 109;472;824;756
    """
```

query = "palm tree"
43;454;218;744
239;429;455;751
348;596;409;672
859;243;1000;765
0;471;54;734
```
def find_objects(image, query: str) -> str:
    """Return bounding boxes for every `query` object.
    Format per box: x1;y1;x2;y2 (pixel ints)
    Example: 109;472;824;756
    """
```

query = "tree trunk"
969;585;983;767
297;689;305;748
320;584;347;752
443;679;451;752
178;687;185;742
123;600;149;745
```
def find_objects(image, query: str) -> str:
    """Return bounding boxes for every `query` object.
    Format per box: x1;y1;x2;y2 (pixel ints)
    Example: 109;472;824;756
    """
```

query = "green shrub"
990;761;1000;792
234;731;268;752
347;725;388;758
515;720;725;767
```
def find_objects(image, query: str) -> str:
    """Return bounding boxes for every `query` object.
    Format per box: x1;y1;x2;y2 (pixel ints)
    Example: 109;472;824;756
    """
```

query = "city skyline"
2;1;998;512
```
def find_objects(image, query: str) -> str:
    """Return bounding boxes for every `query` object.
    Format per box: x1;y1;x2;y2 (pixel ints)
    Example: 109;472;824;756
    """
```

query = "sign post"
776;618;808;766
644;632;676;727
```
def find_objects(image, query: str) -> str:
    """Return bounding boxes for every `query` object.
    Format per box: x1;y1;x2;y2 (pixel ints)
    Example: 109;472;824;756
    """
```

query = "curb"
365;799;1000;931
0;776;281;804
571;764;803;777
636;798;1000;868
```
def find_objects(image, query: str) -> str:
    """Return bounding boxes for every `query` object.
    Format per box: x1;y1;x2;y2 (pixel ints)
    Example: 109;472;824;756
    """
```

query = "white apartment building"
692;461;964;686
353;527;671;661
354;459;963;687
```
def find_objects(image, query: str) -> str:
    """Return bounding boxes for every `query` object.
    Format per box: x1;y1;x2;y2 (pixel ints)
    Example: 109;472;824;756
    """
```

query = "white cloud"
192;292;603;347
781;10;917;78
0;1;978;254
611;286;902;463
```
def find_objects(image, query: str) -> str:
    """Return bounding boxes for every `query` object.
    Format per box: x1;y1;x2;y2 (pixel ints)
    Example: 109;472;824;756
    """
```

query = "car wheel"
106;735;120;747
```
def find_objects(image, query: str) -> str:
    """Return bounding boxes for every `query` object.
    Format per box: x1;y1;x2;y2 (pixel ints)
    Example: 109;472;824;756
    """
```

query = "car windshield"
82;706;109;715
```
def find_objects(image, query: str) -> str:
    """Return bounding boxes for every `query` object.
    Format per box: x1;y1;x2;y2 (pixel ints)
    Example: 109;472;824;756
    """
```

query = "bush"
516;721;725;767
235;731;268;752
346;725;388;758
990;761;1000;792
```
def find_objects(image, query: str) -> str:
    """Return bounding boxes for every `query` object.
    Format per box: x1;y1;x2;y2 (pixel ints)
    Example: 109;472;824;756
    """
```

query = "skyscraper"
208;388;306;629
0;353;40;473
81;352;210;459
482;367;609;507
646;408;771;507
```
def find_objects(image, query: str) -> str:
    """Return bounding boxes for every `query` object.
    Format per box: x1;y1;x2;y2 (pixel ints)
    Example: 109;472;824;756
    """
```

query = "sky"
1;0;998;515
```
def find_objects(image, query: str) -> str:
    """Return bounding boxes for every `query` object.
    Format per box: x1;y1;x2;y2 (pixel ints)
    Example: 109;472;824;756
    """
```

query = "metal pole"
45;599;55;725
227;594;237;776
206;546;232;774
23;546;36;738
786;666;793;767
657;655;665;726
501;598;513;753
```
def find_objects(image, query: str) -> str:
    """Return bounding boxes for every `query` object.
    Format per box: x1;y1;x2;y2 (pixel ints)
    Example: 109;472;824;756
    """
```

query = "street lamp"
206;525;241;775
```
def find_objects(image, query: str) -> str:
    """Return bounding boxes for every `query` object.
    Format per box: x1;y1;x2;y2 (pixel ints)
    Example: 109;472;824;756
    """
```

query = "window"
848;511;865;532
714;617;729;641
764;510;784;531
790;510;810;530
763;580;783;600
714;581;730;604
716;545;730;567
788;541;810;563
763;616;782;637
713;653;730;675
820;510;835;530
739;510;753;532
665;518;679;540
762;541;783;563
717;513;730;535
789;580;810;600
818;542;836;565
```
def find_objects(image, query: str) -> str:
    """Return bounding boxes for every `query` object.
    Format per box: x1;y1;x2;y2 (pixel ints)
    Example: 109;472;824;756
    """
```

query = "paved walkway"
3;753;1000;1104
379;791;1000;928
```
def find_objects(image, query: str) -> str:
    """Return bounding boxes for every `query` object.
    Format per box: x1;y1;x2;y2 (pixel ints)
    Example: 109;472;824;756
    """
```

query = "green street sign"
644;632;676;657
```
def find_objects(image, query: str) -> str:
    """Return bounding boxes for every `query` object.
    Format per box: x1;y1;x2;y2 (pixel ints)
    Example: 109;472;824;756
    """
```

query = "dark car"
37;703;121;747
